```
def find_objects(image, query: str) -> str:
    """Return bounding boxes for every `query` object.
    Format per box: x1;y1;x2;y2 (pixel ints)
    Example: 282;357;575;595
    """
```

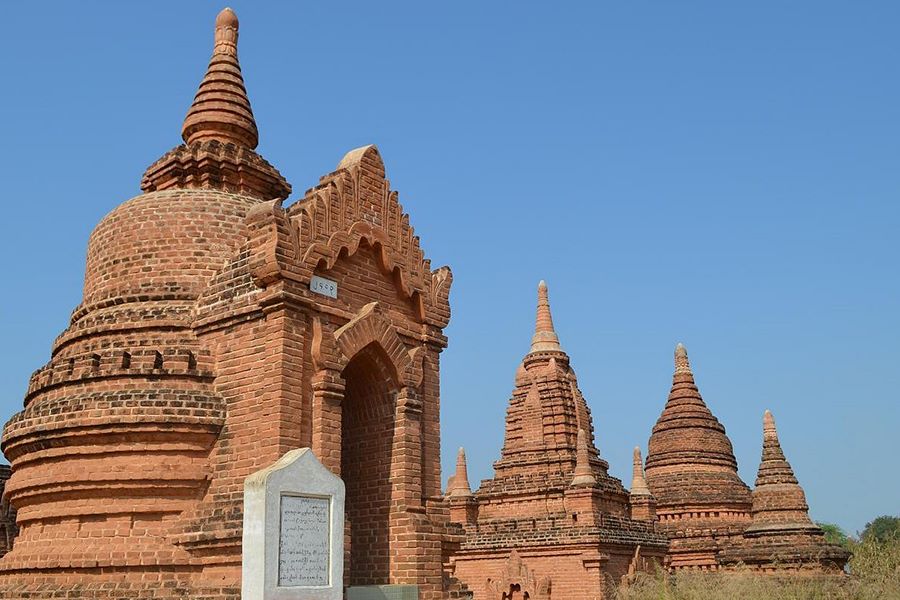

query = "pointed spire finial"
182;7;259;149
763;409;778;440
631;446;651;496
571;429;597;486
530;280;562;353
449;447;473;497
214;8;239;54
674;342;692;375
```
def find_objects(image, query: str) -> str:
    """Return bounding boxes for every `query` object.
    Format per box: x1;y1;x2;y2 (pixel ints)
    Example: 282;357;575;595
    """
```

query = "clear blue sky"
1;2;897;536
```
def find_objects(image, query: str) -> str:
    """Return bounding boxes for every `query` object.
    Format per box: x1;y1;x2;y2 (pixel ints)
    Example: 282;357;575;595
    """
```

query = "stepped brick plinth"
447;282;667;600
644;344;752;570
0;8;454;599
718;411;850;572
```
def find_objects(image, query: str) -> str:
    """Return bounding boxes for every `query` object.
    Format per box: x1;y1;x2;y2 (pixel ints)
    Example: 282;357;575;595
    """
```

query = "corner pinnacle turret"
182;8;259;149
448;447;473;497
570;429;597;487
529;280;562;354
630;447;651;496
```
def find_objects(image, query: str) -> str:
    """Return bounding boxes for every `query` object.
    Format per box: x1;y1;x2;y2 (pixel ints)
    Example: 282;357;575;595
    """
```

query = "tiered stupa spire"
529;280;562;354
746;410;815;531
644;343;752;569
644;343;751;507
181;8;258;148
142;8;290;199
478;281;619;499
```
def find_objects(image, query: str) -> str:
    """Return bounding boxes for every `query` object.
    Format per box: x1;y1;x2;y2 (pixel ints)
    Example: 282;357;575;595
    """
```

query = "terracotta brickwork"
645;345;848;574
644;343;753;570
0;6;850;598
0;8;453;599
718;411;850;572
446;283;668;600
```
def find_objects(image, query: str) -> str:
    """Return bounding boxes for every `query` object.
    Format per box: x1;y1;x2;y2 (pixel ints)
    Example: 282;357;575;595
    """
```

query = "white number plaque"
310;276;338;299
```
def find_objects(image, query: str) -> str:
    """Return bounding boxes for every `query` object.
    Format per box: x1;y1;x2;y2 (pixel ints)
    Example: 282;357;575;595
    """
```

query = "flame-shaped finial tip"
212;7;240;55
674;342;692;374
216;7;239;28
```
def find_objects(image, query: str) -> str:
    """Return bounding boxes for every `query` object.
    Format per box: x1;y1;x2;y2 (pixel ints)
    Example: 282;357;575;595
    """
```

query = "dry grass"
616;537;900;600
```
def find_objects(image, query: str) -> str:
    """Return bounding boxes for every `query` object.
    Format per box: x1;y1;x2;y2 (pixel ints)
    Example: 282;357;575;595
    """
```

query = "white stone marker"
242;448;345;600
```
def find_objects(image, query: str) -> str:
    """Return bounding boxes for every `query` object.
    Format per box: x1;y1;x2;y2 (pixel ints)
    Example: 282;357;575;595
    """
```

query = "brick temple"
0;7;849;600
444;282;668;599
0;8;452;599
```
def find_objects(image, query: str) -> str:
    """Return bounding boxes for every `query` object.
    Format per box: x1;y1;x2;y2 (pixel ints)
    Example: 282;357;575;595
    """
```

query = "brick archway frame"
333;302;421;389
308;300;429;586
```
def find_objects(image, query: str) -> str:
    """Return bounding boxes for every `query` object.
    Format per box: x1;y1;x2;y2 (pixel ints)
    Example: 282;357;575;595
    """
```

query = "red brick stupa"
719;411;850;572
644;343;753;570
0;8;454;599
446;282;667;599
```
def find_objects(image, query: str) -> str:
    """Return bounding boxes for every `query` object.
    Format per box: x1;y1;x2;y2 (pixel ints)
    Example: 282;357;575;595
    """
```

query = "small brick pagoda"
445;282;668;599
645;345;848;573
0;8;454;599
644;343;753;570
718;411;851;572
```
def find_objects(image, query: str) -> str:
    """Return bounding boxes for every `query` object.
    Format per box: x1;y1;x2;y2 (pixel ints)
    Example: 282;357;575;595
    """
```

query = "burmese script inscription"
278;495;330;587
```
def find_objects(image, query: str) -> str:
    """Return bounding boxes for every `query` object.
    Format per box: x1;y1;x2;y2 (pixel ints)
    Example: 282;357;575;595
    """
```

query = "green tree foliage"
860;515;900;543
818;522;851;548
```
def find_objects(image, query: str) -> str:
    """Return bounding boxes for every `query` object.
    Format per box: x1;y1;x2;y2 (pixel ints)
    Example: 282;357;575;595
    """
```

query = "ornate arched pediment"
332;302;423;389
242;145;451;328
288;145;451;328
486;550;551;600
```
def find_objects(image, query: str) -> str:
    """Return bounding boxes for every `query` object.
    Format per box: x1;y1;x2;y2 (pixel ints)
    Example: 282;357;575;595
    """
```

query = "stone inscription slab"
310;275;338;299
278;495;330;587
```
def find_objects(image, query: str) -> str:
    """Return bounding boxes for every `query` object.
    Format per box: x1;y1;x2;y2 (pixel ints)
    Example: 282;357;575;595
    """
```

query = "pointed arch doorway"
340;341;398;586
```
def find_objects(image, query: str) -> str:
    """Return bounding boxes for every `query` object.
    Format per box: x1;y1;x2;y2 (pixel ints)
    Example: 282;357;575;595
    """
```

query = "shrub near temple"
616;535;900;600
